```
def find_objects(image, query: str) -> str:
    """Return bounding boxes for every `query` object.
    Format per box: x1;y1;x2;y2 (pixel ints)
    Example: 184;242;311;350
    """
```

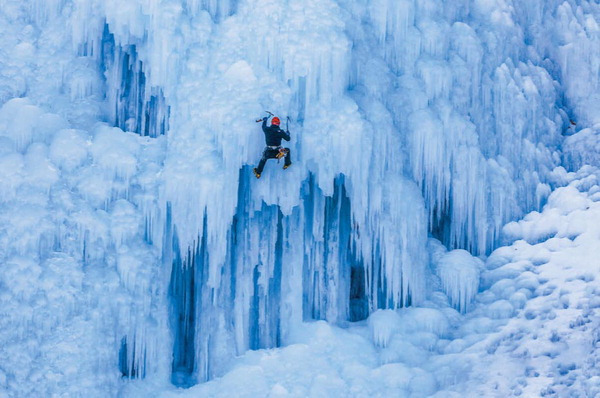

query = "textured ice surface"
436;249;483;313
0;0;599;396
136;167;600;398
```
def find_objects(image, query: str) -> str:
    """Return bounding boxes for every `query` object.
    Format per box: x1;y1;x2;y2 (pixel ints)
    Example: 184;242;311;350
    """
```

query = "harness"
265;146;289;161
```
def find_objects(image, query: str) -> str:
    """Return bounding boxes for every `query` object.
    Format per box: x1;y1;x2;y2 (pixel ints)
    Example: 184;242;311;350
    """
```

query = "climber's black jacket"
262;119;290;146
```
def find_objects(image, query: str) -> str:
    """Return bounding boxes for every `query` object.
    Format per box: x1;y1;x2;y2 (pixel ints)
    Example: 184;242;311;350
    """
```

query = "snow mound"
368;309;401;348
436;250;483;313
400;307;451;338
563;124;600;169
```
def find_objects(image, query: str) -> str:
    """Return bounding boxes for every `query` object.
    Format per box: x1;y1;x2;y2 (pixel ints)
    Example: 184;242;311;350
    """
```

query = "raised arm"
281;128;291;142
261;117;269;132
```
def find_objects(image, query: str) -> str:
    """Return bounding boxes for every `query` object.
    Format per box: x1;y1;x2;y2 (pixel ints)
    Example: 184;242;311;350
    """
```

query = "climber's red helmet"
271;117;280;126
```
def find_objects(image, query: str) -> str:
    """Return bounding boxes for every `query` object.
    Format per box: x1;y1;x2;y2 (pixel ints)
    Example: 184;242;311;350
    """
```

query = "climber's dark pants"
256;147;291;174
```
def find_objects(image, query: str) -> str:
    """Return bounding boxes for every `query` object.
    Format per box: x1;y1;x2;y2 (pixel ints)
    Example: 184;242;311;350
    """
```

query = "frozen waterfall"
0;0;598;395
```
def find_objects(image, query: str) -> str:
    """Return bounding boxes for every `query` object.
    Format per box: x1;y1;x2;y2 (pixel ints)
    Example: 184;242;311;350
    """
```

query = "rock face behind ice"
437;250;483;313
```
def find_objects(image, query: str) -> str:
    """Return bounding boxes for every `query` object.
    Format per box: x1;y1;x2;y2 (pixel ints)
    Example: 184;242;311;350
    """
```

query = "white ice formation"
0;0;598;395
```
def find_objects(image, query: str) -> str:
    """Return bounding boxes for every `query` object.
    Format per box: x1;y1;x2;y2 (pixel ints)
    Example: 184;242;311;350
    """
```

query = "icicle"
436;250;483;313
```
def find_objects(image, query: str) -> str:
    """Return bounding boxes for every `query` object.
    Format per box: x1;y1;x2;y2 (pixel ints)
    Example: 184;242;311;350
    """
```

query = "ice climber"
253;115;292;178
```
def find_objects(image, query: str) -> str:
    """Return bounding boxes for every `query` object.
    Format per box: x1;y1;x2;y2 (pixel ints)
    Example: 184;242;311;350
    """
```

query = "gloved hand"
263;117;269;122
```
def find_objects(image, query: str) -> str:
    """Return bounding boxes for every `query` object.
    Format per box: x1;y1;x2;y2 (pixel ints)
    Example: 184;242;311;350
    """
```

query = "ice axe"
255;110;274;123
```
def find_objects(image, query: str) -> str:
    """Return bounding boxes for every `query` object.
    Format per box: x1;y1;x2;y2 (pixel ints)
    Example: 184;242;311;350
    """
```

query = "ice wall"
0;99;171;394
1;0;599;394
359;0;571;254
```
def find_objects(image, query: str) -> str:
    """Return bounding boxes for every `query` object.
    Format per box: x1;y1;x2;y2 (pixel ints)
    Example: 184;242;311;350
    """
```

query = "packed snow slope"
0;0;599;396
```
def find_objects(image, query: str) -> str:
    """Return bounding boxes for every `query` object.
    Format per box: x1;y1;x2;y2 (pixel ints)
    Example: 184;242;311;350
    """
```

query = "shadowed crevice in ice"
168;227;198;387
97;23;169;137
119;336;147;379
164;169;422;387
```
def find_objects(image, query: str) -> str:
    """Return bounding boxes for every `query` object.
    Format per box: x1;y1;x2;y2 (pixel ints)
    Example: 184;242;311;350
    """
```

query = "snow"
0;0;599;396
564;124;600;169
49;128;89;171
368;309;401;348
436;249;483;313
